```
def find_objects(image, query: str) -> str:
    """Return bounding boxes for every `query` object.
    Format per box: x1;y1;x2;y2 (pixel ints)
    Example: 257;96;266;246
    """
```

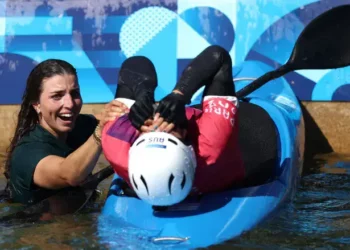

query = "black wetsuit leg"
237;102;278;187
174;45;235;103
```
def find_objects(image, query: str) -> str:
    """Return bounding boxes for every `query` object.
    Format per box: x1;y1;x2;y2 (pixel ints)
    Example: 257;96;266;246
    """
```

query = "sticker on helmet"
148;137;165;143
146;144;167;149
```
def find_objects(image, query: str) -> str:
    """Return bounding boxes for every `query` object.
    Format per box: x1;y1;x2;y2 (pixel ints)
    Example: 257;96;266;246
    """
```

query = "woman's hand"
137;116;174;133
139;119;154;133
97;100;130;128
140;117;187;141
149;114;175;133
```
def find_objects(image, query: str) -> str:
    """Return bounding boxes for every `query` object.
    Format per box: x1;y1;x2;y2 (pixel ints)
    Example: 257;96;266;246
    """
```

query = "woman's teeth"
60;113;73;118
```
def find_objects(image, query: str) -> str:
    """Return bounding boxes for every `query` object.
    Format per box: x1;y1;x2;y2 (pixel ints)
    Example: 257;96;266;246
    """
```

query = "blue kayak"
98;60;305;249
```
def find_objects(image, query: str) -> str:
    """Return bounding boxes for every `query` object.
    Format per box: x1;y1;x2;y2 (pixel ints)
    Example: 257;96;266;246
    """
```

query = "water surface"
1;153;350;250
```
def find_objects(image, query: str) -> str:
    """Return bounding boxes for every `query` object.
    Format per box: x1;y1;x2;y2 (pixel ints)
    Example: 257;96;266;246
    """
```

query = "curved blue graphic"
312;66;350;100
244;0;350;101
333;85;350;100
0;53;35;104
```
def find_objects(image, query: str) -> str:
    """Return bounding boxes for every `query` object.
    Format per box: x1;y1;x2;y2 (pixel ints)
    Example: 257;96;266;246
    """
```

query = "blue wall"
0;0;349;104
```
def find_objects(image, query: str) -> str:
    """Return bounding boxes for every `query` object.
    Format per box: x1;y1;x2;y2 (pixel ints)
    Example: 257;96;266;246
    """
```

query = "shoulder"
10;140;58;191
9;144;56;204
11;140;60;171
10;125;70;181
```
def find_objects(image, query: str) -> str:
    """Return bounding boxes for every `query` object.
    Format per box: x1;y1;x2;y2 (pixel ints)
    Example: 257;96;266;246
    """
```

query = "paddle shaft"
236;64;292;99
81;165;114;189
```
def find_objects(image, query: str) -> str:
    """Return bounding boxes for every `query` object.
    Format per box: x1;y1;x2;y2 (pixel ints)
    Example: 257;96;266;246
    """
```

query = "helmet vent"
168;138;178;145
140;175;149;195
132;175;138;190
136;139;145;146
181;172;186;189
168;174;175;194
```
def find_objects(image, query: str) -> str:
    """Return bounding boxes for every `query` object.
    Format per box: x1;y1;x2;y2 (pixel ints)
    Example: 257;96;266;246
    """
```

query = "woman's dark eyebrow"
50;89;65;94
50;87;80;94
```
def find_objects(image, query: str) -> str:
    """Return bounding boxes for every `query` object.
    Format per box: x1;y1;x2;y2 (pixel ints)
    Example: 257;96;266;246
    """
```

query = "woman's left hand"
149;115;175;133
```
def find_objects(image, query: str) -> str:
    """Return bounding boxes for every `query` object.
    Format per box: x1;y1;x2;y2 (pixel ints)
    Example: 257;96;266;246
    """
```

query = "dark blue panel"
0;53;37;104
245;50;281;70
97;68;120;85
6;35;75;51
284;71;316;101
294;0;350;26
177;59;192;80
333;84;350;101
81;34;121;51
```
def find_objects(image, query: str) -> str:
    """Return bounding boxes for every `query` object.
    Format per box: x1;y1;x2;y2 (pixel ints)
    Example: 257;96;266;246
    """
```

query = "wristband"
93;124;102;146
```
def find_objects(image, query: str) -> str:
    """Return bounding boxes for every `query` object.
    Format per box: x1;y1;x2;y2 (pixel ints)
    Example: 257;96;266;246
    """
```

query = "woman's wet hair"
4;59;78;181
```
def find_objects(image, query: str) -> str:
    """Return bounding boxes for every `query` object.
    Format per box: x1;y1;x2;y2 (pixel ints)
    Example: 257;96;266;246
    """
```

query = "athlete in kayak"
4;59;129;204
102;45;246;206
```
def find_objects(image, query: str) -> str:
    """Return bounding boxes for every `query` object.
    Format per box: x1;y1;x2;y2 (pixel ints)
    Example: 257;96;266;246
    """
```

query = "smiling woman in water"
4;59;128;204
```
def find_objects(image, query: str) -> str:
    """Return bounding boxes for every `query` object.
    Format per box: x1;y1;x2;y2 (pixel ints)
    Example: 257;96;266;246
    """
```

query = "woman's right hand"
98;100;130;128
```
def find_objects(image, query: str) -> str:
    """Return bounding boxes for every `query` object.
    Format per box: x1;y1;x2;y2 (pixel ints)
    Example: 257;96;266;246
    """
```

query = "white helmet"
128;132;197;206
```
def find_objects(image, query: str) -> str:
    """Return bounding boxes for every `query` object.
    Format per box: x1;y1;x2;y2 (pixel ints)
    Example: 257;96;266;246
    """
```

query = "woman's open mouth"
57;113;75;123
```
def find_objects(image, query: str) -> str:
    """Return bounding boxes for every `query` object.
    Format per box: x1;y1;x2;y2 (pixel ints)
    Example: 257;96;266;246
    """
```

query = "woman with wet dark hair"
4;59;128;204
